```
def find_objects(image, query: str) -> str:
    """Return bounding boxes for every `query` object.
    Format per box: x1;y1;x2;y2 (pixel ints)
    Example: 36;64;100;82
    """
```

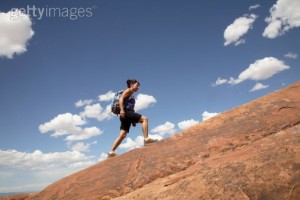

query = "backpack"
111;90;123;115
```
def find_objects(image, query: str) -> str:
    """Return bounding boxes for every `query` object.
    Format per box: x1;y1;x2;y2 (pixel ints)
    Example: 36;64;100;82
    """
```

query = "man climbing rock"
108;79;157;158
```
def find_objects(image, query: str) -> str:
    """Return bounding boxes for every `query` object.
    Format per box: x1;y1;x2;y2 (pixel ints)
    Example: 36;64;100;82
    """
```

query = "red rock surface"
5;81;300;200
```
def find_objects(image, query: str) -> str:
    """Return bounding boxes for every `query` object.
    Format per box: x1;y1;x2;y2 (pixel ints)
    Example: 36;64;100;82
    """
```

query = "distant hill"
4;81;300;200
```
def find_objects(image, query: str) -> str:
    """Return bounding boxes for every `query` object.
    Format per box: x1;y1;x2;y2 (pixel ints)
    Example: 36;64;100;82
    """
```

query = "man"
108;79;157;158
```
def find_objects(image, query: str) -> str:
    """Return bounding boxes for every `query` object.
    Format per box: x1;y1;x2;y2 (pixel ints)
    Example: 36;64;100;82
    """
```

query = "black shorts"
120;110;142;133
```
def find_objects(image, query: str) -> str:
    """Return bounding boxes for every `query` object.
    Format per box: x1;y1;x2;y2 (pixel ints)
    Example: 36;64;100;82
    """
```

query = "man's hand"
120;110;125;118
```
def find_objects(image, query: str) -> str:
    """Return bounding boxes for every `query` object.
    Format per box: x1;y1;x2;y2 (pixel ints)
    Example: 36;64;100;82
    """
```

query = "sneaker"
107;152;116;158
144;138;158;146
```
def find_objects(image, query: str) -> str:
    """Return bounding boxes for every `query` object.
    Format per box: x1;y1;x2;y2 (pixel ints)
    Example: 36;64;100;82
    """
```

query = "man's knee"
120;130;127;139
140;116;148;123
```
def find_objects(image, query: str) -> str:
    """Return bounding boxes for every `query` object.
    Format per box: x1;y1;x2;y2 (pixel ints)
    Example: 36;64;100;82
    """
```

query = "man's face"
132;82;140;92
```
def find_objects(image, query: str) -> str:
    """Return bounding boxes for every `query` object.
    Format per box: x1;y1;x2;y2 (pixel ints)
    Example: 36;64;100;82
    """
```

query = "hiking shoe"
144;138;158;146
107;152;116;158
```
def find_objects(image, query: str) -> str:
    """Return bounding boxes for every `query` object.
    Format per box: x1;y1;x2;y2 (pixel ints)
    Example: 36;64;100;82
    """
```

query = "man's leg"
139;115;158;145
109;130;127;154
139;116;148;139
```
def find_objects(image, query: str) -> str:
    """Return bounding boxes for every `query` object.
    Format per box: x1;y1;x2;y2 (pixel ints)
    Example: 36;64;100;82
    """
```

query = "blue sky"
0;0;299;193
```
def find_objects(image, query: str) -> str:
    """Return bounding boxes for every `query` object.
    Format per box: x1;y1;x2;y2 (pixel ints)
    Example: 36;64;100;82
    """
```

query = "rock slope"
7;81;300;200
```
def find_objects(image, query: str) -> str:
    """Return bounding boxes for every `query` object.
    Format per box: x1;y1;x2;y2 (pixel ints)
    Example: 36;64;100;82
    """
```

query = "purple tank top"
124;95;135;110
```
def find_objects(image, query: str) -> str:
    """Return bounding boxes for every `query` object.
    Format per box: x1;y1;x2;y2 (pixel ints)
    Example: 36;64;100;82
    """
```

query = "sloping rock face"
29;81;300;200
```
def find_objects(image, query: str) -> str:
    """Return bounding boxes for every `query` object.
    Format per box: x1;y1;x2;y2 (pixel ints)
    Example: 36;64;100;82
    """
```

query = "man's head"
127;79;140;91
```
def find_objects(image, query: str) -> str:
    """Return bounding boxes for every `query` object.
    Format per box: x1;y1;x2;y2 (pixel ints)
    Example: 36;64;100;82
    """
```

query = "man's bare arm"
119;88;132;116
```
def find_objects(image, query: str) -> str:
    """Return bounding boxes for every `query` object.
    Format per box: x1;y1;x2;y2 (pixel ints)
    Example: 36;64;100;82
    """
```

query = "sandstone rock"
6;81;300;200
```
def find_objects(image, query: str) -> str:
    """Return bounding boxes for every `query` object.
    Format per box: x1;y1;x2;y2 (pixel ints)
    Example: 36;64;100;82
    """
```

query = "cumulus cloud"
0;149;94;171
65;127;101;141
0;10;34;59
249;4;260;10
224;14;257;46
202;111;220;121
78;92;156;120
250;83;269;92
228;57;289;85
284;52;298;59
151;121;176;136
39;113;85;137
69;141;97;152
80;103;113;121
39;113;102;141
98;153;108;162
75;99;94;107
263;0;300;39
178;119;199;130
80;103;102;119
99;91;115;102
119;136;144;150
0;149;97;192
212;77;228;86
70;142;90;152
135;94;157;111
119;134;163;151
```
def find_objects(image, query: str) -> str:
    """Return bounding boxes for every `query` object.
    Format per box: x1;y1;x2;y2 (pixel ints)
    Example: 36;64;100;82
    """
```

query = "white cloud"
228;57;289;85
77;93;156;120
0;149;97;193
135;94;157;111
0;149;94;171
151;121;176;136
98;153;108;162
99;91;115;102
249;4;260;10
263;19;282;39
75;99;94;107
250;83;269;92
119;136;144;150
119;134;163;151
178;119;199;130
148;134;164;141
202;111;219;121
39;113;85;137
284;52;298;59
263;0;300;38
0;10;34;59
70;142;90;152
80;103;102;119
224;14;257;46
80;103;113;121
102;105;114;119
65;127;102;141
69;141;97;152
212;77;228;86
39;113;102;141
